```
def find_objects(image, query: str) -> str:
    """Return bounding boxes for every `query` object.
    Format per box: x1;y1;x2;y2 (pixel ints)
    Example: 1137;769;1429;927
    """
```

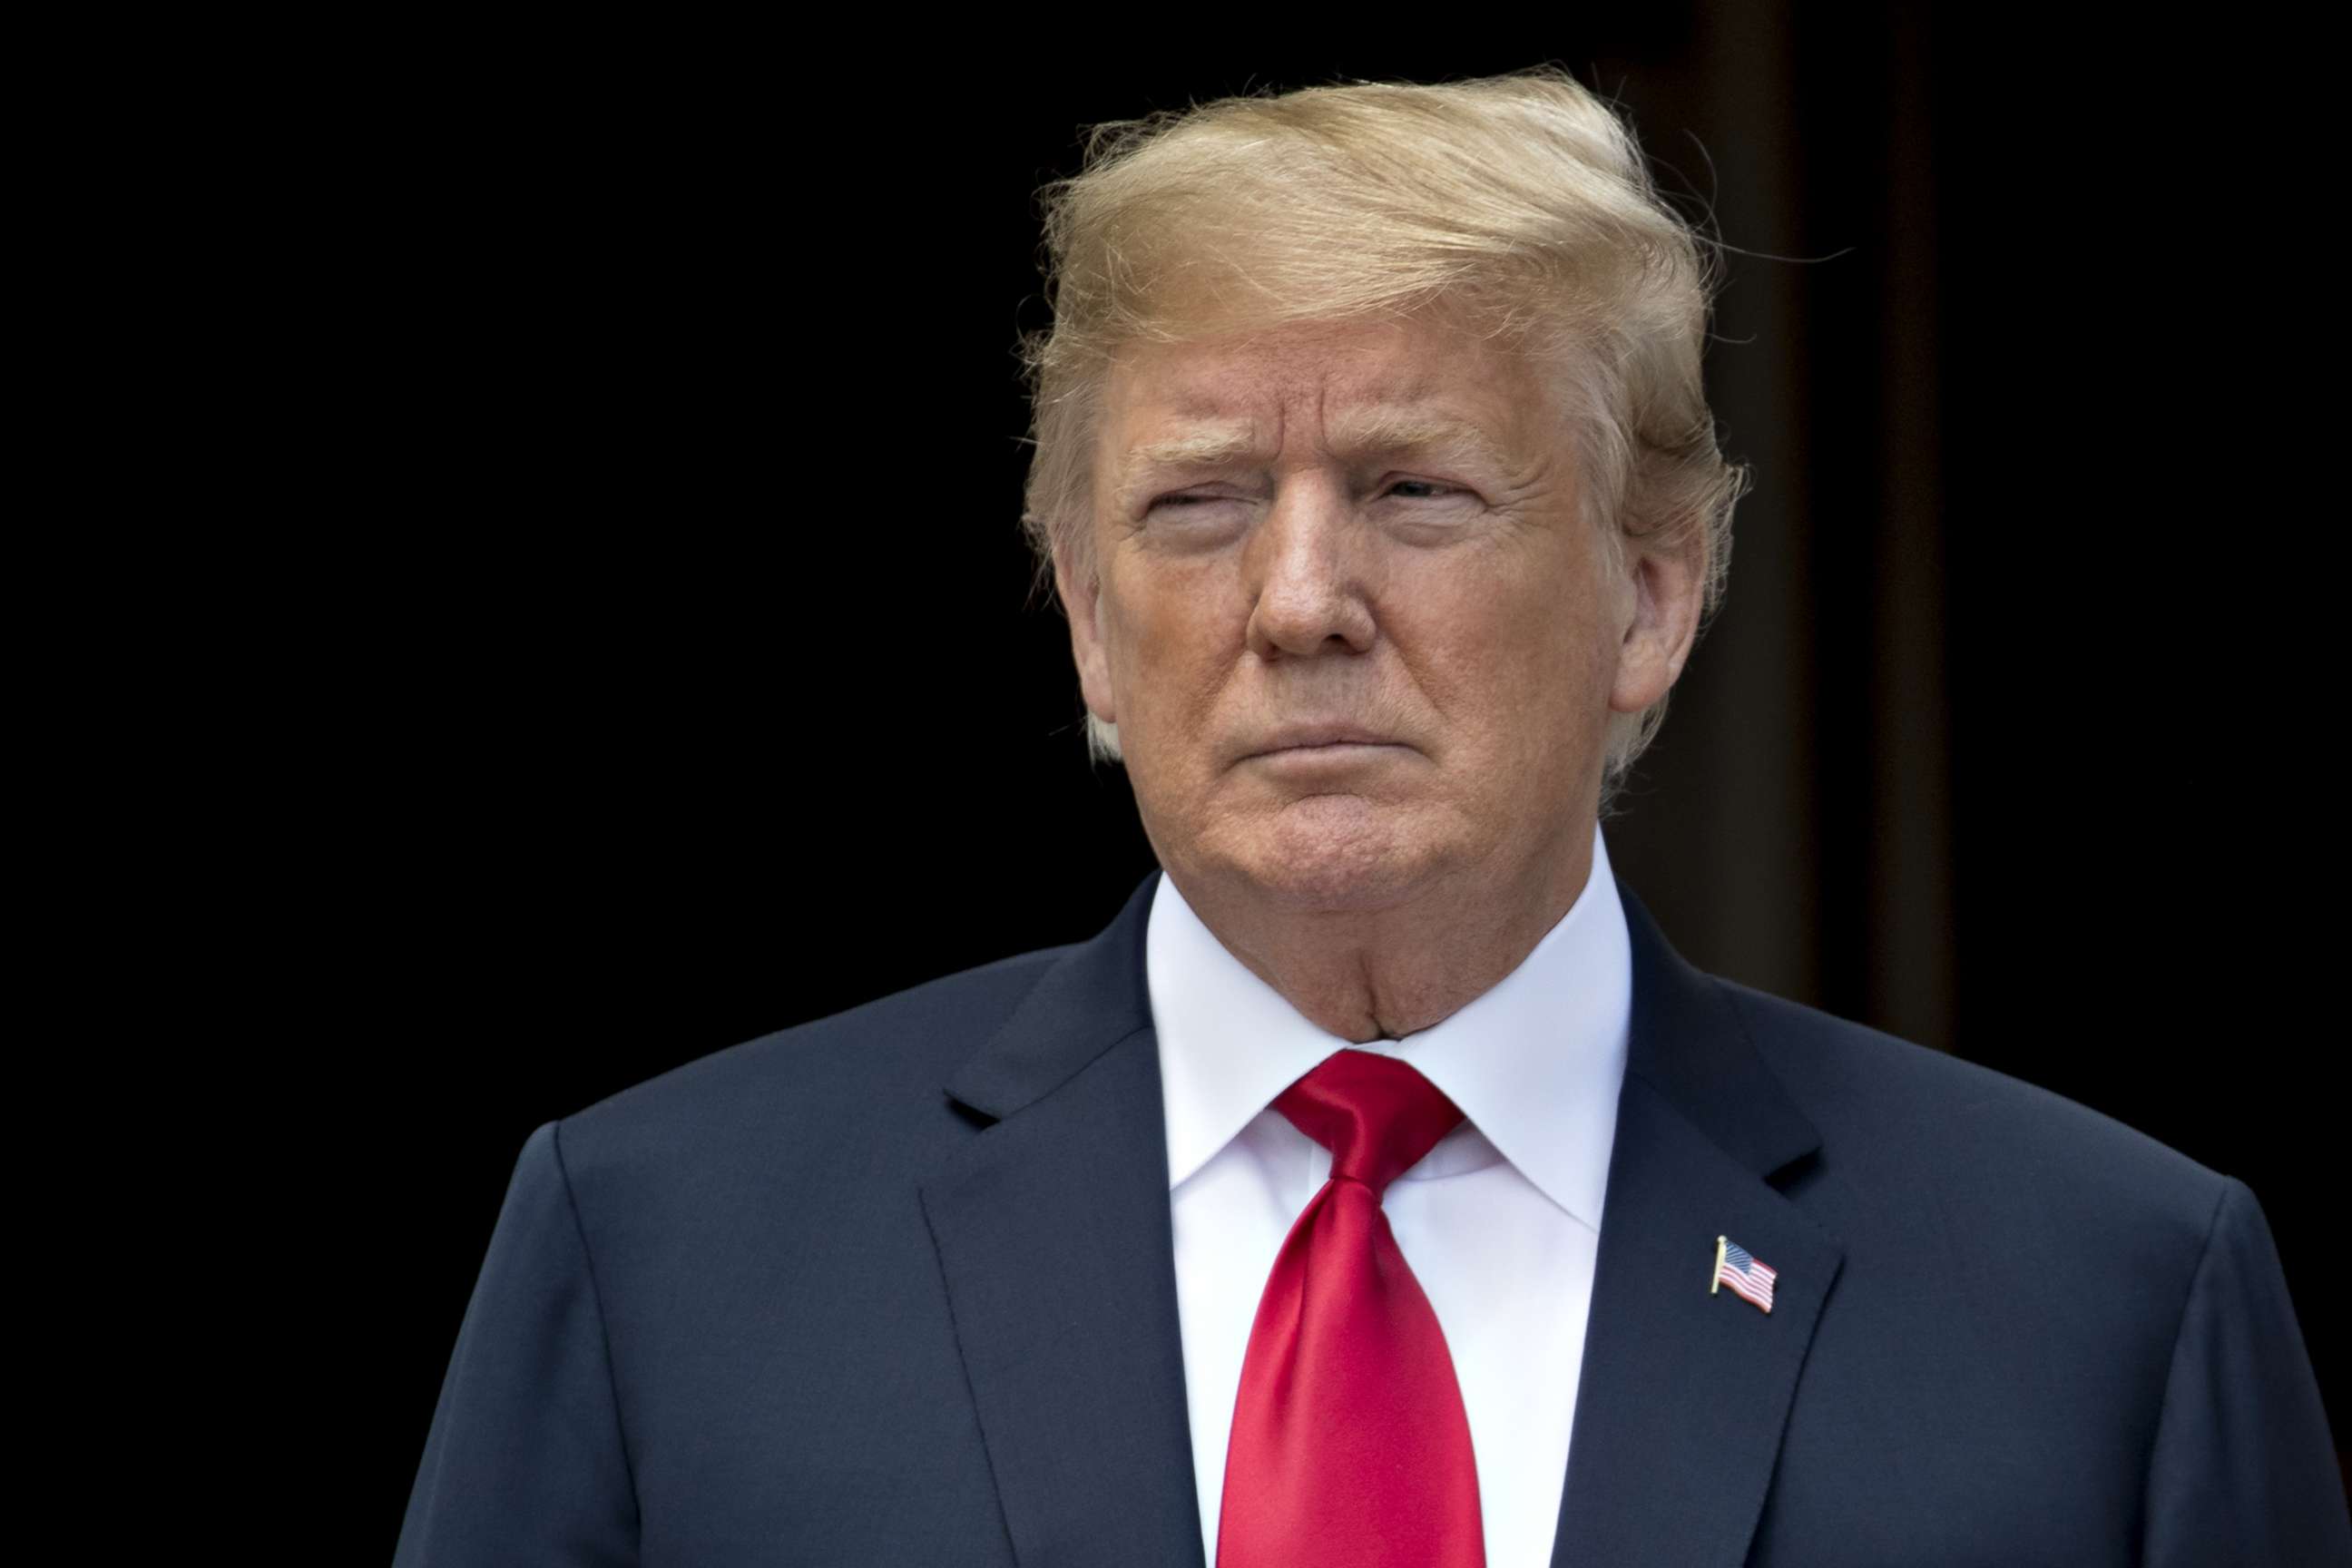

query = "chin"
1219;799;1449;914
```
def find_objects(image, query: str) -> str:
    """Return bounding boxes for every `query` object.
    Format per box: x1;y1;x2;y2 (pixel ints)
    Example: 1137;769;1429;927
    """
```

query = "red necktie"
1215;1048;1487;1568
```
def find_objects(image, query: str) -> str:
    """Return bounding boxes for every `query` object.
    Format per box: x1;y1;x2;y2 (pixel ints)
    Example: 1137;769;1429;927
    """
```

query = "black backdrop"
348;12;2347;1547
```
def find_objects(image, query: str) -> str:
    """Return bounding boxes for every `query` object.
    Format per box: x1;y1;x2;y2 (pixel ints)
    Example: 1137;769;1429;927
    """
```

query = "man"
395;67;2347;1565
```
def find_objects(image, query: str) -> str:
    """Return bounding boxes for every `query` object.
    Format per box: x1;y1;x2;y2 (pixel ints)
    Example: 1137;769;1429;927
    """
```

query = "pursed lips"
1244;725;1407;759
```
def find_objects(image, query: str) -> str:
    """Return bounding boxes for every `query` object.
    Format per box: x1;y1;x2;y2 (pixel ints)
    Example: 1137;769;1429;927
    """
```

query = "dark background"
339;10;2346;1546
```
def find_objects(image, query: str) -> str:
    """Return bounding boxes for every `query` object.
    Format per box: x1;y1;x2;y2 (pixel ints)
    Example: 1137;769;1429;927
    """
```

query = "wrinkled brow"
1112;407;1520;512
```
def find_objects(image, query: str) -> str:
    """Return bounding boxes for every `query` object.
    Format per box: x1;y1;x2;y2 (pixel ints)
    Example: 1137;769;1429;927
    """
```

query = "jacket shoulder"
1713;976;2230;1248
549;939;1078;1181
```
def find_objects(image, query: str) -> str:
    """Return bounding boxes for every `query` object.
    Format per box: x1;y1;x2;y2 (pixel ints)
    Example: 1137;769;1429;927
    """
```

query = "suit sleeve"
2140;1176;2351;1565
394;1120;642;1567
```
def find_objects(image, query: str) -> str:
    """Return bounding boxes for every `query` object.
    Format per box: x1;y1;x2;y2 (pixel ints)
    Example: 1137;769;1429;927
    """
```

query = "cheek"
1430;577;1612;757
1100;568;1234;762
1115;569;1231;685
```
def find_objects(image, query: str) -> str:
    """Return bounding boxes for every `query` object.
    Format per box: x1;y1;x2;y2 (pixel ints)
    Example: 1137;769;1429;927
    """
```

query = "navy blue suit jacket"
396;871;2349;1565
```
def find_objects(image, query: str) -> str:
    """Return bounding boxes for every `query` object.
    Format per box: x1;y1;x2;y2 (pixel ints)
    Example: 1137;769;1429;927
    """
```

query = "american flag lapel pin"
1711;1235;1778;1314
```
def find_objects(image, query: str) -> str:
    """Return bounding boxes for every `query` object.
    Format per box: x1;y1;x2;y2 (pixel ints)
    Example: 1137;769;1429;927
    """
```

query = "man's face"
1059;311;1692;916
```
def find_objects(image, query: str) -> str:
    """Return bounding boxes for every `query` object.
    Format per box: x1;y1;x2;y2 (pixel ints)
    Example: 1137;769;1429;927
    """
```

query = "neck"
1169;827;1598;1043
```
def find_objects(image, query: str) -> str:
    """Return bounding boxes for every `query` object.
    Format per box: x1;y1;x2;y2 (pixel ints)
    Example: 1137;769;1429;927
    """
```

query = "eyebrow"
1112;407;1519;511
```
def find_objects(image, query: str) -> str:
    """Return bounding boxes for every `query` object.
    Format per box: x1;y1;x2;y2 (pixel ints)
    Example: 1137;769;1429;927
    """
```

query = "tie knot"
1272;1048;1467;1199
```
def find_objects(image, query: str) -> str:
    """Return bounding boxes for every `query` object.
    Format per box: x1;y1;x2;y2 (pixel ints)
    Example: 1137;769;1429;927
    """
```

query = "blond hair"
1015;65;1746;800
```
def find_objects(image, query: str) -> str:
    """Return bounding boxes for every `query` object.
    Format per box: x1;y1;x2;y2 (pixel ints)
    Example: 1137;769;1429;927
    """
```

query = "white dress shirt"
1150;822;1633;1568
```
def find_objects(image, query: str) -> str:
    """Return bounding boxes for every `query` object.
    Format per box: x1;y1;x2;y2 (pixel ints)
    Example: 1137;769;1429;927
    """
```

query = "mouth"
1243;730;1409;761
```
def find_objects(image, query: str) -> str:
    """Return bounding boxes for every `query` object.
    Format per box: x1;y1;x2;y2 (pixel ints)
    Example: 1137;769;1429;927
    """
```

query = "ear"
1608;526;1706;717
1052;542;1119;727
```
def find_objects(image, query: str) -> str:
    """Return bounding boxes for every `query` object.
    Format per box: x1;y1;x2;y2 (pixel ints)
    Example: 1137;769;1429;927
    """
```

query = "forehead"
1097;315;1552;489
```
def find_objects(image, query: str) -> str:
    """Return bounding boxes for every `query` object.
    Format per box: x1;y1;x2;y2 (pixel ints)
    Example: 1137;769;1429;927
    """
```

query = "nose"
1243;476;1377;661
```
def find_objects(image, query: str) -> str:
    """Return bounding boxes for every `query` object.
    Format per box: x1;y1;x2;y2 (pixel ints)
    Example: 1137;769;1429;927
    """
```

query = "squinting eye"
1151;481;1460;510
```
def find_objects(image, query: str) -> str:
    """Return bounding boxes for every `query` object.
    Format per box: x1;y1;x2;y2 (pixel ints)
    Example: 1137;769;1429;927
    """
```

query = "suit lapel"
1550;882;1846;1568
919;867;1842;1568
919;871;1207;1568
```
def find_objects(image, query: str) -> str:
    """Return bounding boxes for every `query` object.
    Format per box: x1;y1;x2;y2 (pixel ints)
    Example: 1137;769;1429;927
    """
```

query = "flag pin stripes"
1711;1234;1777;1314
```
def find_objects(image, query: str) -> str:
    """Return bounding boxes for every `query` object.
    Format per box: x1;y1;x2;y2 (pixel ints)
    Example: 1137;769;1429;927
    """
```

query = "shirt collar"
1148;823;1633;1230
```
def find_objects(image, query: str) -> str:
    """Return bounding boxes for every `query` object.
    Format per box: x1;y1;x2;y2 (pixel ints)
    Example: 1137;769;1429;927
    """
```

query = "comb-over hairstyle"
1015;65;1746;804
